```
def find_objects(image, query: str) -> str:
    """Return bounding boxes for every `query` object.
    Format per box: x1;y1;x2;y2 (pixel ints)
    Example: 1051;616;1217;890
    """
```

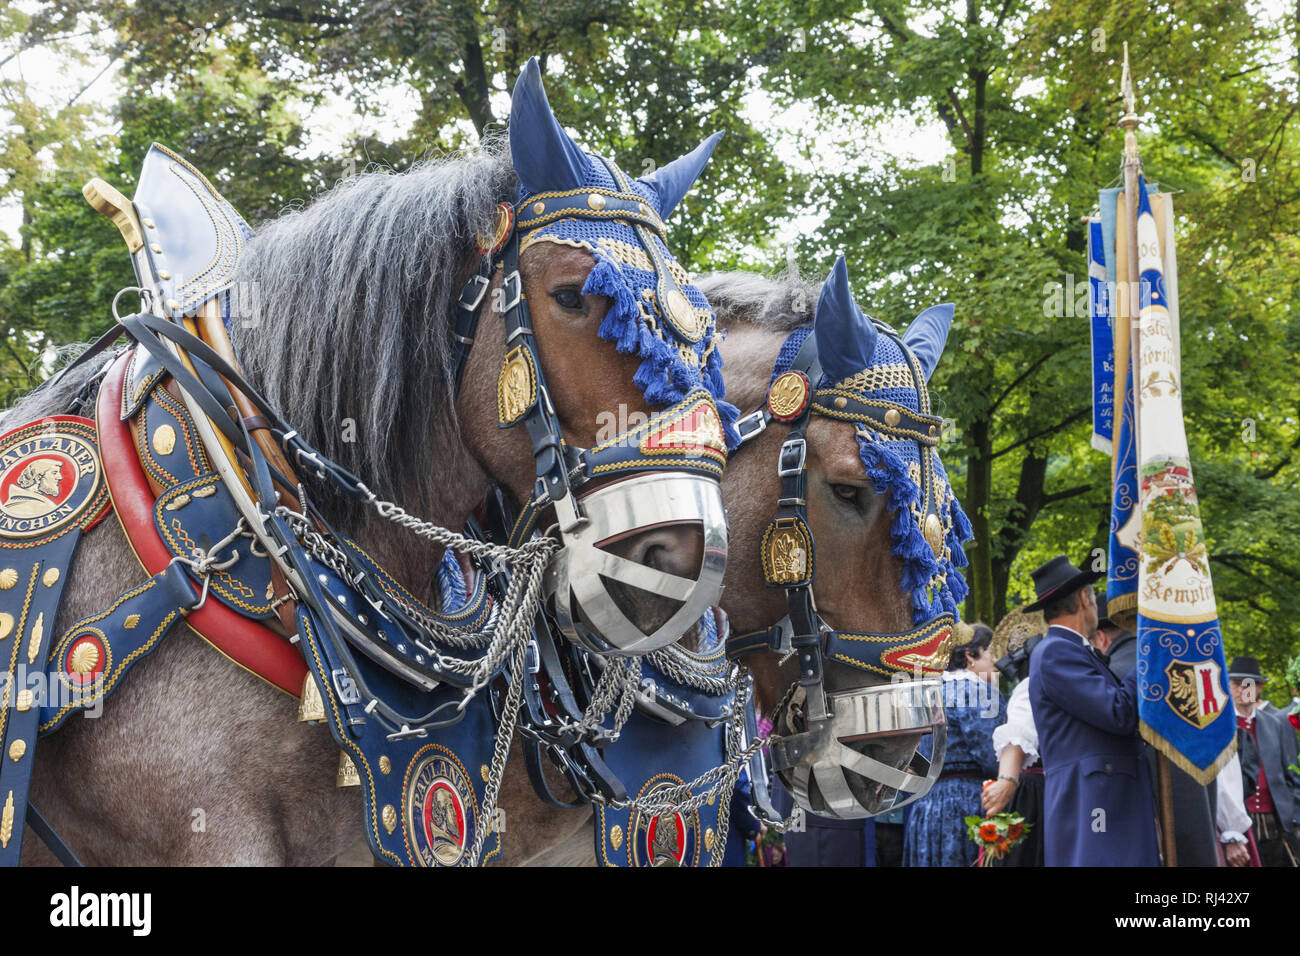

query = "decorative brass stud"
381;804;397;834
884;408;901;427
0;568;17;589
532;201;545;216
123;613;140;629
379;755;391;775
152;424;176;456
587;193;607;211
69;640;99;675
150;243;163;254
15;690;32;713
834;396;848;410
638;203;650;216
265;581;275;601
158;270;171;280
164;493;191;511
0;613;12;642
923;513;944;558
480;764;490;783
609;824;624;851
704;828;716;851
8;740;25;762
42;567;60;588
928;424;937;436
143;218;156;229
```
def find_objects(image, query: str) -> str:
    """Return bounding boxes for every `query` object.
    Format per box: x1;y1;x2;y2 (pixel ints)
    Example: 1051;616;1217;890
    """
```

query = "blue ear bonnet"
509;60;738;446
773;271;972;624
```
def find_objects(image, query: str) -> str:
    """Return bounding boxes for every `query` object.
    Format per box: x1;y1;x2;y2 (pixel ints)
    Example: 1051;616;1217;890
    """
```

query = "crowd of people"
767;554;1300;867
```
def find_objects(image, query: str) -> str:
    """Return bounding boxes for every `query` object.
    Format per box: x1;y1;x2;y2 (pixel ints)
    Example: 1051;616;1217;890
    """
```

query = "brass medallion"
379;755;392;775
123;613;140;629
884;408;901;428
768;371;810;421
923;513;944;558
587;193;607;211
15;689;32;712
382;804;398;835
497;347;536;426
69;640;100;675
8;740;25;762
610;824;624;851
297;674;326;723
664;288;698;339
0;568;16;589
152;424;176;456
42;567;60;587
0;612;12;641
762;517;813;587
704;828;715;852
337;751;361;788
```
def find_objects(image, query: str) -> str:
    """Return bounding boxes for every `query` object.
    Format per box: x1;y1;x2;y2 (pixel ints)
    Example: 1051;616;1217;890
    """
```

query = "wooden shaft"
1157;751;1177;866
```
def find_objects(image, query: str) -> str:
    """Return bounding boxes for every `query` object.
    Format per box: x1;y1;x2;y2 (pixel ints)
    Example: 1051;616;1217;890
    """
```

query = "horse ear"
902;303;955;382
509;57;591;194
813;256;878;383
639;131;723;220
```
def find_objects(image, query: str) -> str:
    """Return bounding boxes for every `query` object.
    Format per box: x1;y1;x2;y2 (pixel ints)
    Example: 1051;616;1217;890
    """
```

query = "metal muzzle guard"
541;390;729;656
546;471;727;655
768;679;946;819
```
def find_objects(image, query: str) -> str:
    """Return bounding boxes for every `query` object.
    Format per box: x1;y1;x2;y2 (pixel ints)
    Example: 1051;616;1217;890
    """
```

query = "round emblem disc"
0;418;108;543
628;774;701;867
402;745;478;867
768;371;811;422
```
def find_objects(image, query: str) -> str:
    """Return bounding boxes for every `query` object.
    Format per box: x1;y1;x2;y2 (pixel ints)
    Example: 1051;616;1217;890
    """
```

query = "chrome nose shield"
546;471;727;655
768;679;946;819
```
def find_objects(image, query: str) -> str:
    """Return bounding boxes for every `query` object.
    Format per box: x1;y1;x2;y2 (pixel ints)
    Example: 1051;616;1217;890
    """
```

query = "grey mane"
695;271;819;330
231;137;518;526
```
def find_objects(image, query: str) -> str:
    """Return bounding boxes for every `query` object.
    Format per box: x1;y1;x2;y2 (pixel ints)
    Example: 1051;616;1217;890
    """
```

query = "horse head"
235;58;734;656
701;257;972;819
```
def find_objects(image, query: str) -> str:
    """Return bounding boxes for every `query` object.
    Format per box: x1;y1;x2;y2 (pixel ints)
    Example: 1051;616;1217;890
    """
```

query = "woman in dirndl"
902;623;1006;867
982;606;1048;866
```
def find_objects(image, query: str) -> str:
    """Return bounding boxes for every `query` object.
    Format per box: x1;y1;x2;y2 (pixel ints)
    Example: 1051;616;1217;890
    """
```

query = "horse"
482;262;973;864
4;59;735;865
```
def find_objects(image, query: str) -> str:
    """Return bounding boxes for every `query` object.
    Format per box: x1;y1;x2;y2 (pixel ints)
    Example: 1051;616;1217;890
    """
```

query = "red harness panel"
96;351;308;696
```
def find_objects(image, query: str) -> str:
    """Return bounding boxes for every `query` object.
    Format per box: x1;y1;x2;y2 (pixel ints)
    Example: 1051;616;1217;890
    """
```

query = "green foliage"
2;0;1296;687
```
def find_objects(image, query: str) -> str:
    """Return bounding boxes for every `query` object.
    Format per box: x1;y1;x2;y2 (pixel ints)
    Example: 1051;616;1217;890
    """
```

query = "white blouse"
992;678;1039;767
1215;752;1250;845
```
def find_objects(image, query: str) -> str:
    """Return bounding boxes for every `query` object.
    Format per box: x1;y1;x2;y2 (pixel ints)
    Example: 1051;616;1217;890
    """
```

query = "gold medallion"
8;740;26;762
0;613;12;641
704;828;715;852
42;567;60;587
609;824;624;851
152;424;176;456
337;751;361;788
923;513;944;558
768;371;810;421
297;673;326;723
382;804;398;835
664;288;699;340
0;568;16;589
379;755;392;775
497;347;536;426
762;517;813;587
14;689;32;712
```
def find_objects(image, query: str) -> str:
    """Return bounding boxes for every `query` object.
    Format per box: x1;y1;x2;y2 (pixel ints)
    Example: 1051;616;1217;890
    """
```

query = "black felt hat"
1228;656;1270;684
1023;555;1104;613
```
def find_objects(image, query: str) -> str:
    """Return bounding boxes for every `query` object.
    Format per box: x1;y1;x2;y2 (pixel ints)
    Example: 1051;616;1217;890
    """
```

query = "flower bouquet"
965;813;1031;866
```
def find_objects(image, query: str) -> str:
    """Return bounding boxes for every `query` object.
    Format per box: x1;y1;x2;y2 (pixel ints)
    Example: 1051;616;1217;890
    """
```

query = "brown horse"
7;66;729;865
499;268;965;863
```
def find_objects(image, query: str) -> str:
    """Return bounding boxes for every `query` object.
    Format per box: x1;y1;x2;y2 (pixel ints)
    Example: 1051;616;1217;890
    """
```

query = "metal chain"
644;645;731;695
549;656;642;742
467;632;529;867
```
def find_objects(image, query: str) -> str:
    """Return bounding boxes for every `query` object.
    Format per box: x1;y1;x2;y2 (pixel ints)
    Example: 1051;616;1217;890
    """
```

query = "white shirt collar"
1051;623;1089;646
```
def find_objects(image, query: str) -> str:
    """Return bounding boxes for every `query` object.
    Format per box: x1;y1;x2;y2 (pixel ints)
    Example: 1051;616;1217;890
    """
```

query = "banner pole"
1119;42;1177;867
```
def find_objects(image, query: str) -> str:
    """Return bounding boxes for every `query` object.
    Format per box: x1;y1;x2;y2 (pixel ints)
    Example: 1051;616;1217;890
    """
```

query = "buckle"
525;639;541;675
458;273;490;312
735;409;767;444
499;270;522;313
777;437;806;477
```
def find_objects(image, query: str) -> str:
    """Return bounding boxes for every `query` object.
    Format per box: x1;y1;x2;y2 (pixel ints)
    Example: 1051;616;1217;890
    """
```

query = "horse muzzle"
768;679;946;819
545;470;727;655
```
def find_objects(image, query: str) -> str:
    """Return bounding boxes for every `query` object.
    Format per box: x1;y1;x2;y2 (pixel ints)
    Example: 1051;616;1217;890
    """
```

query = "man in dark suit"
1093;596;1221;866
1231;656;1300;867
1027;556;1159;866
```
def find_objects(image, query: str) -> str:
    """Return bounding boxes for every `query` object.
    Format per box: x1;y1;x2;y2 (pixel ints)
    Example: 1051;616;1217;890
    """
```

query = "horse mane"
695;271;820;332
230;137;518;526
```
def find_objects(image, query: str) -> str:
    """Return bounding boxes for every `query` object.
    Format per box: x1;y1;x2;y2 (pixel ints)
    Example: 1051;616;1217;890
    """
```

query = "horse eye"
552;288;583;311
831;483;860;505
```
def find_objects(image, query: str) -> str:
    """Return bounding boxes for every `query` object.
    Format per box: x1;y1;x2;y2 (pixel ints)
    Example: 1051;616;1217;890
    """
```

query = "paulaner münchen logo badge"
0;417;108;543
402;745;478;867
628;774;700;867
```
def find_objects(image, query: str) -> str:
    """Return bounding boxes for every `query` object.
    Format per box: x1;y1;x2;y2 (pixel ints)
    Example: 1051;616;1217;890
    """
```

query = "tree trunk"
965;416;995;623
991;451;1048;618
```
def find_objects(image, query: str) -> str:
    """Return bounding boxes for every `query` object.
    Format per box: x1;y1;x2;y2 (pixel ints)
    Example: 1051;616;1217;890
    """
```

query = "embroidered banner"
1128;176;1234;784
1087;215;1115;454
